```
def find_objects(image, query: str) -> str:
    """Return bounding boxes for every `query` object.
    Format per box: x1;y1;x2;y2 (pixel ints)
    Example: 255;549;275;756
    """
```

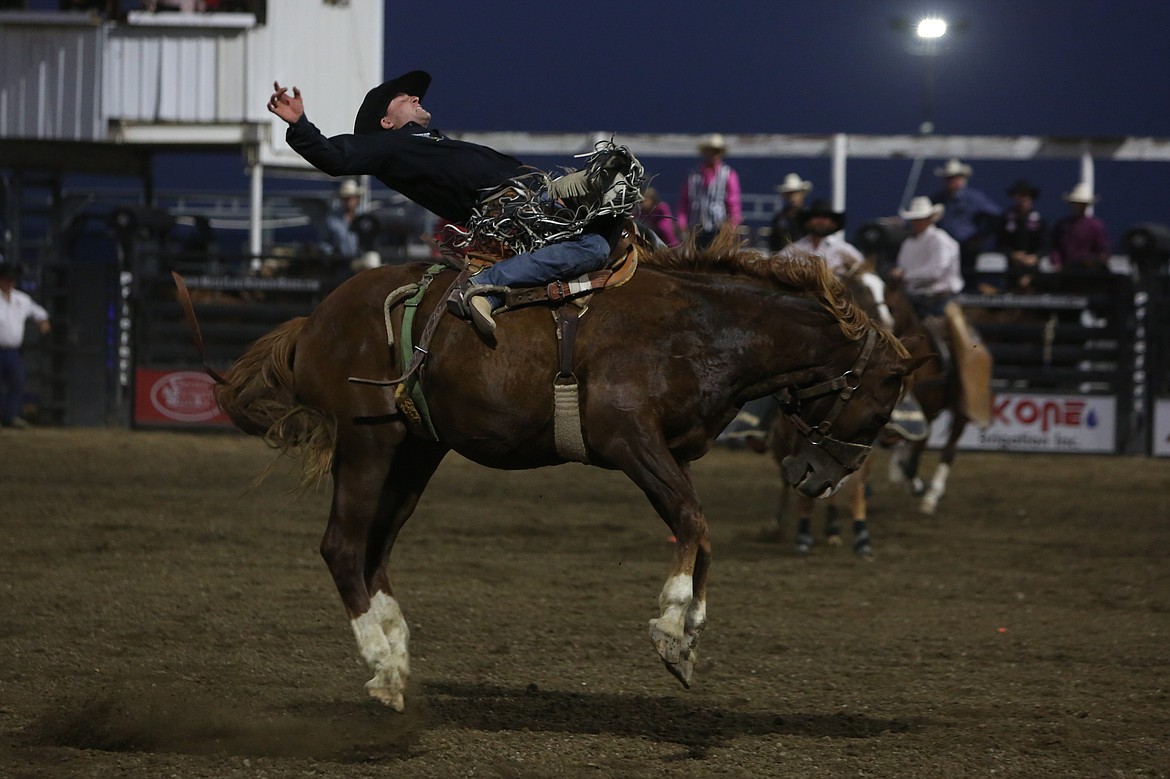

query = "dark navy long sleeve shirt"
286;116;526;224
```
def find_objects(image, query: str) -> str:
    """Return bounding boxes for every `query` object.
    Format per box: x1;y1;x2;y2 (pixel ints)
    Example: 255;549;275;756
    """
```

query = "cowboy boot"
446;283;497;340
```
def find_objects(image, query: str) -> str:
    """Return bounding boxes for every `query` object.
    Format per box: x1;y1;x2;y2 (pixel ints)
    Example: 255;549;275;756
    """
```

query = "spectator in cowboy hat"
323;177;364;260
779;199;863;276
768;173;813;251
891;196;963;319
995;178;1048;292
0;260;51;429
929;157;1000;291
1050;182;1110;275
677;133;742;248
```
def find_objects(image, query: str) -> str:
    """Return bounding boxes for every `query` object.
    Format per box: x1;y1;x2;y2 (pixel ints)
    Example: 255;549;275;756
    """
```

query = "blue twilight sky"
154;0;1169;245
374;0;1170;246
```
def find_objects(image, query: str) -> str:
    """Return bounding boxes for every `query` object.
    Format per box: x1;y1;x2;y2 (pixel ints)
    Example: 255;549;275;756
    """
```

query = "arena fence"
18;243;1170;457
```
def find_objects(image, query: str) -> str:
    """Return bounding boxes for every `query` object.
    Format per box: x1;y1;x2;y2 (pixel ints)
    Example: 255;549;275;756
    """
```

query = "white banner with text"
927;393;1117;454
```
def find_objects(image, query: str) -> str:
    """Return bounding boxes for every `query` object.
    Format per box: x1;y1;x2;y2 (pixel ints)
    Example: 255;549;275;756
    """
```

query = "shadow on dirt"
422;680;916;757
24;690;427;763
24;680;917;762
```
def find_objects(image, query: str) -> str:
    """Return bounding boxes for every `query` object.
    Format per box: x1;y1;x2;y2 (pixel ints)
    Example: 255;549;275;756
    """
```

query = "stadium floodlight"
917;17;947;39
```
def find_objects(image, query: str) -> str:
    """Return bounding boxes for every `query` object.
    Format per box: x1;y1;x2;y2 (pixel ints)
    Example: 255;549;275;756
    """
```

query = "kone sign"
928;393;1116;453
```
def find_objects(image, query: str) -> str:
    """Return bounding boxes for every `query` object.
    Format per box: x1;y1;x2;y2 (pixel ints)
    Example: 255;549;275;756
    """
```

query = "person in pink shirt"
677;133;742;248
634;187;679;247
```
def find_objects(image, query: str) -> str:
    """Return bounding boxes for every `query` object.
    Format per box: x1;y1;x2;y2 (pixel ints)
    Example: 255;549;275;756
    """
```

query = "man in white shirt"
891;196;963;318
781;199;894;329
0;262;51;428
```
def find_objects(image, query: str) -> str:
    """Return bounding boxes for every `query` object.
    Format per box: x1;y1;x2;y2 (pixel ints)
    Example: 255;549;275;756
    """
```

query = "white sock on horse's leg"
351;590;410;710
921;462;951;514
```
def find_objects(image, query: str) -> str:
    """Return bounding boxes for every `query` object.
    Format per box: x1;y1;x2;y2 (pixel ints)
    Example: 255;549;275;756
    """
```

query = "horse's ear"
899;333;930;357
903;352;935;376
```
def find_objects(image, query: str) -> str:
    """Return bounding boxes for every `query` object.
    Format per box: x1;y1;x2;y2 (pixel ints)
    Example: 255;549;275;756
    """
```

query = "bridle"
773;327;879;473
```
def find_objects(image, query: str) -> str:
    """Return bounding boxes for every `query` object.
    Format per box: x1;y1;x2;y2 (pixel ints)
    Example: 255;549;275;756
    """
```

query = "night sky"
380;0;1170;245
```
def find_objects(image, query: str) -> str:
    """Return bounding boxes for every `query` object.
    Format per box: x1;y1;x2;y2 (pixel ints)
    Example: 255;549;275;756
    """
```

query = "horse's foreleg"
794;493;817;553
921;416;966;514
904;439;928;496
849;457;874;557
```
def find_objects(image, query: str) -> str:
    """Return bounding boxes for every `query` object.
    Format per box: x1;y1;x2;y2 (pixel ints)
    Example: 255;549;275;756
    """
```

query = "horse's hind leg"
921;415;966;515
320;430;447;710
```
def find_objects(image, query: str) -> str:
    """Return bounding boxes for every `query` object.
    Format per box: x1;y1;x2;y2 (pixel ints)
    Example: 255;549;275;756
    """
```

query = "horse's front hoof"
794;533;814;554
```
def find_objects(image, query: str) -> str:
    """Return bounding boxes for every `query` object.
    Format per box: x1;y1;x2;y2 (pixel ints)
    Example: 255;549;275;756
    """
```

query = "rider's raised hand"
268;81;304;124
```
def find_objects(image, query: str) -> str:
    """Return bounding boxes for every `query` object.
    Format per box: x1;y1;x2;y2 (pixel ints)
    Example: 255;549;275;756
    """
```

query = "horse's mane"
643;226;908;358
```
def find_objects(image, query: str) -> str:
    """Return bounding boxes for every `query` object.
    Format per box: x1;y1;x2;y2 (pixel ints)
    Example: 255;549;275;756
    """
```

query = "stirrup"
446;283;497;340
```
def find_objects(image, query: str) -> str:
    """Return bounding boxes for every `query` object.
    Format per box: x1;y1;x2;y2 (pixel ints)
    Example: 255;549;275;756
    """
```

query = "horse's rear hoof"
367;686;406;712
794;533;814;554
661;655;694;689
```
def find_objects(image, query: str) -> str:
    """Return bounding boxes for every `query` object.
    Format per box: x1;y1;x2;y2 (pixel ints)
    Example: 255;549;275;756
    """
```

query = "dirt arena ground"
1;428;1167;778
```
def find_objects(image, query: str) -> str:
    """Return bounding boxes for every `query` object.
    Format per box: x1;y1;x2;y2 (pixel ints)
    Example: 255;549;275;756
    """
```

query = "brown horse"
208;232;920;710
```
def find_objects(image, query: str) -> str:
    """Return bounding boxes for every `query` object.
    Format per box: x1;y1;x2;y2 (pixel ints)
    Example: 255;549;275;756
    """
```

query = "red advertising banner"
134;368;232;427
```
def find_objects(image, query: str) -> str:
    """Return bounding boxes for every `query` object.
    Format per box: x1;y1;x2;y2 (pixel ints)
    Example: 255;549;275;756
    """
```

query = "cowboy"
891;196;963;319
677;133;742;248
1050;182;1110;274
768;173;813;251
0;261;51;429
996;178;1047;292
930;158;1000;291
268;71;636;340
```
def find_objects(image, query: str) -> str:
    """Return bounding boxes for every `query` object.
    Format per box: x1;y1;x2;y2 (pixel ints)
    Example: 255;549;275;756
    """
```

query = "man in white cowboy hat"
768;173;813;251
1050;182;1110;274
323;178;364;259
677;133;741;248
930;157;999;291
891;196;963;319
267;71;641;341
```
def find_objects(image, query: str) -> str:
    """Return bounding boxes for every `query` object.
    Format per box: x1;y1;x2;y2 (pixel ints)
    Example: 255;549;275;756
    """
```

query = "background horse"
769;268;904;556
882;280;978;514
209;232;919;710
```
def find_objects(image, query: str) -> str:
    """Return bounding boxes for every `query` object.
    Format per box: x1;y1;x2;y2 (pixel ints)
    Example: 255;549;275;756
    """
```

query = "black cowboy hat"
798;199;846;230
353;70;432;135
1006;178;1041;199
0;261;19;279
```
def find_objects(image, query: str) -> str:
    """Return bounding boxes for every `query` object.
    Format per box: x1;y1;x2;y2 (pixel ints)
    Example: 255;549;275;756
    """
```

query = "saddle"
443;218;643;310
943;302;994;429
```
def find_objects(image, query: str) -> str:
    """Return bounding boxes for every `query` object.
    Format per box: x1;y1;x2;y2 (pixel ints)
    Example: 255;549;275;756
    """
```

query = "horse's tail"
214;317;337;487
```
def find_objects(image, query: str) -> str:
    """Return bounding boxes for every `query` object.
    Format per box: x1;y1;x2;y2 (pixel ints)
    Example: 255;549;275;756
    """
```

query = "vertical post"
831;133;847;214
249;150;263;272
1080;145;1095;216
921;52;937;135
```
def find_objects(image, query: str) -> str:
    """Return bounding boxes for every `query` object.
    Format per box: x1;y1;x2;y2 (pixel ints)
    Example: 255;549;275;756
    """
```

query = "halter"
773;328;879;473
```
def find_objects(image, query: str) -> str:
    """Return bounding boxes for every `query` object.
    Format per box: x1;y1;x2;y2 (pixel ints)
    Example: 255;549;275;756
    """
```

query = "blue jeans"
469;233;611;307
0;348;26;425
